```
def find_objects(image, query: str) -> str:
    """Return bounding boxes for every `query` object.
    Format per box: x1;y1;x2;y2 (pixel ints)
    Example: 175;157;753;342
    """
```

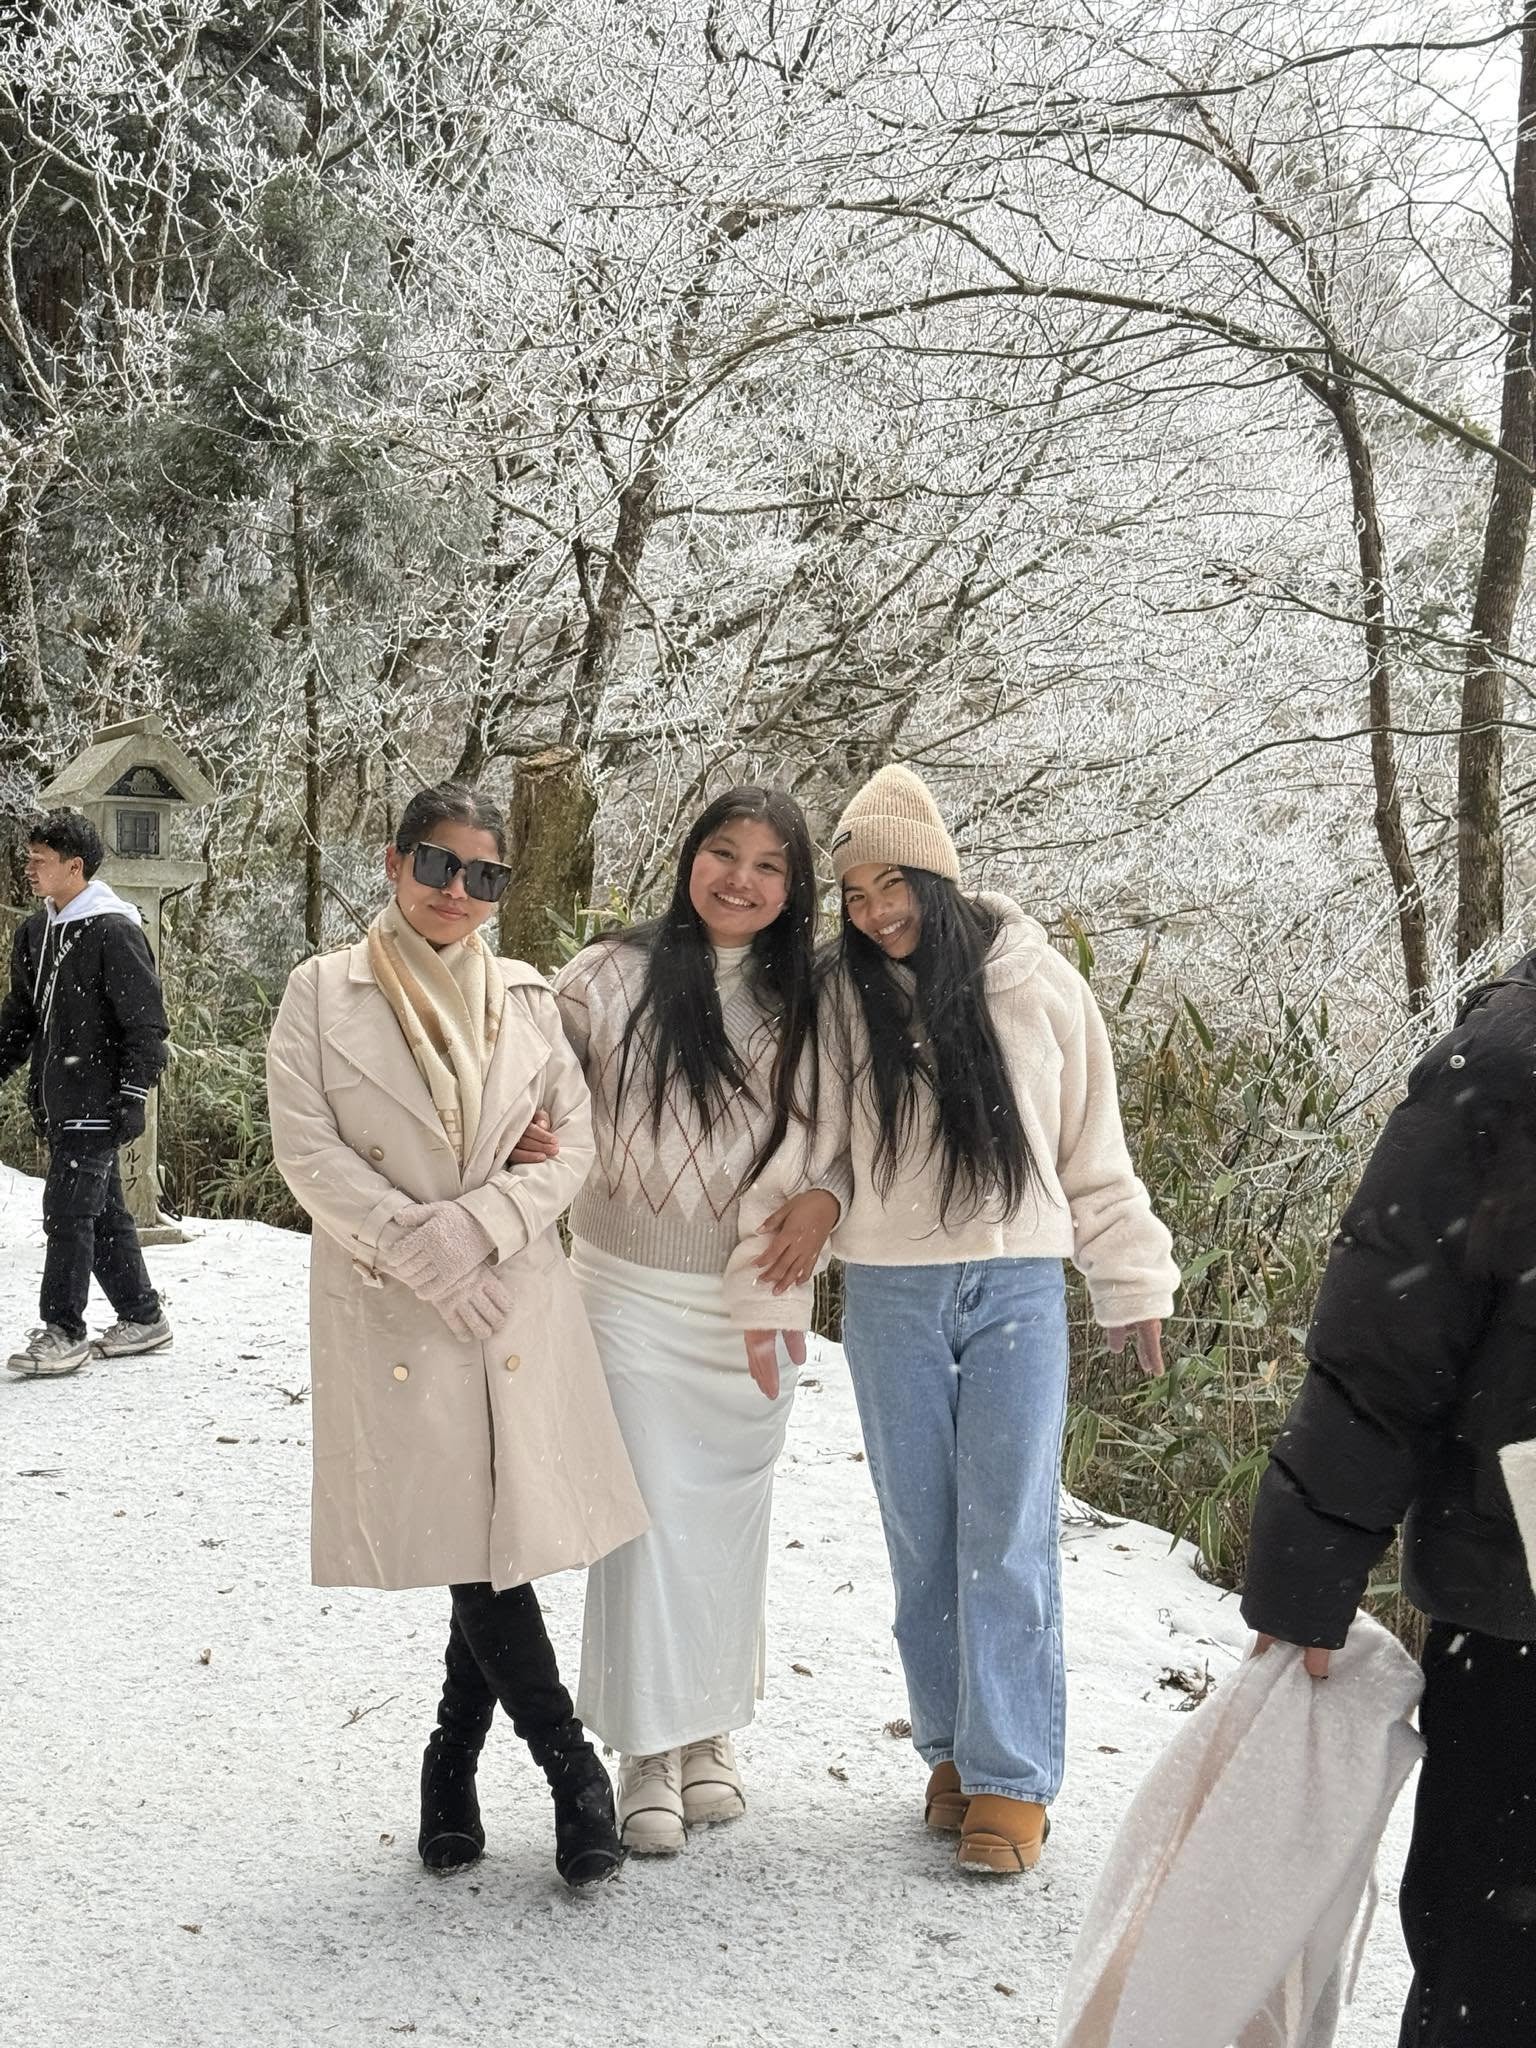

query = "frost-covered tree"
3;0;1534;1037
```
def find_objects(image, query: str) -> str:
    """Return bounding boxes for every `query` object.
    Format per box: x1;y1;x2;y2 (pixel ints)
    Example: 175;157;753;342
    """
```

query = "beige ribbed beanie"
829;764;961;883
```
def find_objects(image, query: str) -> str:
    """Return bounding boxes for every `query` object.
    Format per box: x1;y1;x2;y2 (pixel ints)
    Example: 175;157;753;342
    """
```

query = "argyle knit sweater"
552;938;846;1328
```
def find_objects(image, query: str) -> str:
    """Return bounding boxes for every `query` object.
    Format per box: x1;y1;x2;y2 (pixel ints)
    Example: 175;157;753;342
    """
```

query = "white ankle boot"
680;1733;746;1827
617;1749;685;1854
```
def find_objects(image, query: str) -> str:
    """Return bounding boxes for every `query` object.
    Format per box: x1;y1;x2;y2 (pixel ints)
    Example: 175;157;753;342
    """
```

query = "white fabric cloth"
1500;1438;1536;1592
1055;1614;1424;2048
571;1237;797;1754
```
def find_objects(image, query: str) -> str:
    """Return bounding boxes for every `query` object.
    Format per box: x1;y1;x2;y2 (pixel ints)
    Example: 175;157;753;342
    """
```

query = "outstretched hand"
744;1327;807;1401
1104;1318;1165;1379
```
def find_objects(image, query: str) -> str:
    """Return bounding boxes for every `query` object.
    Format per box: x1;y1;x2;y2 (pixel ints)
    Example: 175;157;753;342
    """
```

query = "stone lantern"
36;714;215;1244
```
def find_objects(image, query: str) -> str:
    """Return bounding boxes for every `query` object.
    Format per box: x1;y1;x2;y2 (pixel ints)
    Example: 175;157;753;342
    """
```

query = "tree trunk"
0;457;51;910
563;212;755;747
0;488;43;741
1457;2;1536;963
303;0;328;154
499;747;597;971
1325;384;1431;1009
566;462;662;748
1196;102;1434;1007
291;478;324;953
452;459;516;782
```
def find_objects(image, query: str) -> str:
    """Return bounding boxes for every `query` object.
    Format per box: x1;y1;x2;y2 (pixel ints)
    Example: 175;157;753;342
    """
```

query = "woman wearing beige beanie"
802;762;1179;1874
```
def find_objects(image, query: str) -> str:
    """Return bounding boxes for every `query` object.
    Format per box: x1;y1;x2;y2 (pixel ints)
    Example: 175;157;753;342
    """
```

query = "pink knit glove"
379;1201;496;1300
432;1264;513;1342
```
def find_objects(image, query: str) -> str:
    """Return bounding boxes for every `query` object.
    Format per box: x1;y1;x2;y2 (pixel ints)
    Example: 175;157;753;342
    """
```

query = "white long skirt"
571;1238;798;1756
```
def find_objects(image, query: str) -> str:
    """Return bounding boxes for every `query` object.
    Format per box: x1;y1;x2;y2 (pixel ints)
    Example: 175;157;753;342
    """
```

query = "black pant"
1397;1622;1536;2046
40;1142;159;1342
442;1581;592;1782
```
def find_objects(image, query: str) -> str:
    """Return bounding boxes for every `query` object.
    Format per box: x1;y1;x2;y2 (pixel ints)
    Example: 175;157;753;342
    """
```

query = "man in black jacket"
0;810;172;1376
1243;964;1536;2048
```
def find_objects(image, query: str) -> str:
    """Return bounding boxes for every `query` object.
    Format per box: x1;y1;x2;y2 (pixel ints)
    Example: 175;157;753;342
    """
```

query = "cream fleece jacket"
553;938;845;1331
823;896;1179;1328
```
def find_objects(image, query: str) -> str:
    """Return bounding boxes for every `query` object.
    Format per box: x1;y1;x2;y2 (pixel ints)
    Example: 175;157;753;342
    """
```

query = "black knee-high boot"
448;1580;624;1888
419;1609;499;1870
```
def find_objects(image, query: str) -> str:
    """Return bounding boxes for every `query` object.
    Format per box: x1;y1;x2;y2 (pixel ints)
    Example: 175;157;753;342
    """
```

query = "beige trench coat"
266;939;649;1592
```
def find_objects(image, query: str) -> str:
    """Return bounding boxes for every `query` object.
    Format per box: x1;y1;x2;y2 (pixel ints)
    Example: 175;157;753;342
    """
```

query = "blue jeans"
842;1258;1070;1802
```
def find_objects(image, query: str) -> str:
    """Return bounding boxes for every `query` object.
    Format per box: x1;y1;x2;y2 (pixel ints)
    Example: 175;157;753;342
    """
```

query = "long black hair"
613;787;819;1188
839;867;1038;1224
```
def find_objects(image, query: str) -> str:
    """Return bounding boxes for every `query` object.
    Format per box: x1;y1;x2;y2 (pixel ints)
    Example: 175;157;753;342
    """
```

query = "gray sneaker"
8;1325;92;1377
93;1313;173;1358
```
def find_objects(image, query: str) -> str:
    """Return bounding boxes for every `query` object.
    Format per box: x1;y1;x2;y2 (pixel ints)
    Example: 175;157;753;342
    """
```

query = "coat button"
1448;1054;1466;1069
368;1145;385;1160
504;1355;521;1373
392;1364;409;1382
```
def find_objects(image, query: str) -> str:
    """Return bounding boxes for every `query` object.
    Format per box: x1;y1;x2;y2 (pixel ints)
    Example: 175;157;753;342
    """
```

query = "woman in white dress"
514;787;842;1852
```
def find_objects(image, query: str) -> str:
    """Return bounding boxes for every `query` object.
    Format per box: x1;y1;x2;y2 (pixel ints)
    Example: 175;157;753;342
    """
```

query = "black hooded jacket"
0;892;168;1140
1242;954;1536;1647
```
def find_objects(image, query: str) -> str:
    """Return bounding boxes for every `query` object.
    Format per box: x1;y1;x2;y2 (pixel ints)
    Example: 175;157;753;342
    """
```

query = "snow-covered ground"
1;1164;1414;2047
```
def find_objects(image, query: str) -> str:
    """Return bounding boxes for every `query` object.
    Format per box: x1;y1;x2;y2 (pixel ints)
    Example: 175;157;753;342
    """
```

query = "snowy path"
1;1165;1413;2047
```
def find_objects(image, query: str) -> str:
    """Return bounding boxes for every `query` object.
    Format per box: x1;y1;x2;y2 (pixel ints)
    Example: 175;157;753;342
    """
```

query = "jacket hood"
975;892;1052;992
1457;946;1536;1024
46;879;142;929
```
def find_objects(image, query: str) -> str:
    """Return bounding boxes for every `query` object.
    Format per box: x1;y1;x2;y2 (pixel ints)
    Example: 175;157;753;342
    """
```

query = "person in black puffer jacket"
1242;961;1536;2048
0;810;171;1377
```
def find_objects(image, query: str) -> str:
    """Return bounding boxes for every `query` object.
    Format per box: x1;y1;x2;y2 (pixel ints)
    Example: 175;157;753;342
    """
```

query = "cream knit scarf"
367;901;502;1164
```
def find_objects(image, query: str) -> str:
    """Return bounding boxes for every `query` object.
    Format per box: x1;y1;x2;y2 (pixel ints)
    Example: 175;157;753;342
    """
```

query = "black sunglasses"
410;841;513;903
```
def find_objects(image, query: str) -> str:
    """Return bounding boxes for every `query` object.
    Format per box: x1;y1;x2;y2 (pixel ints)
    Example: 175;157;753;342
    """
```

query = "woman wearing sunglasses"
266;781;647;1889
512;787;843;1853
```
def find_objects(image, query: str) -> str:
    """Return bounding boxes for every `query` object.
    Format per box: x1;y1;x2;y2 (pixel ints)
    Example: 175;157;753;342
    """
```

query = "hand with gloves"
115;1089;149;1145
378;1200;497;1302
431;1264;513;1342
376;1202;517;1341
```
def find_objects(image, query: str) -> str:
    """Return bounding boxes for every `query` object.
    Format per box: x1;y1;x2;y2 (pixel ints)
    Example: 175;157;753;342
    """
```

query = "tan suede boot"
924;1761;969;1833
955;1794;1049;1873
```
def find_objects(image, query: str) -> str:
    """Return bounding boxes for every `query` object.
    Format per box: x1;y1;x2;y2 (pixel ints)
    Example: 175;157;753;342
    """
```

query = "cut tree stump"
499;746;597;972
